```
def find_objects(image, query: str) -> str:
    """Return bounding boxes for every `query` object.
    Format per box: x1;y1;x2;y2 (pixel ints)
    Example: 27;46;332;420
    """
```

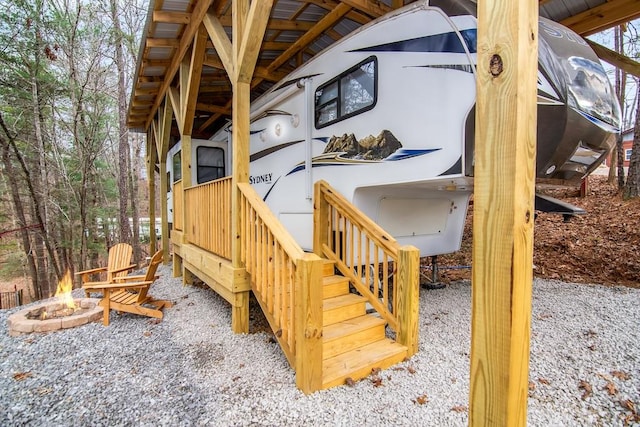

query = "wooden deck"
168;179;419;393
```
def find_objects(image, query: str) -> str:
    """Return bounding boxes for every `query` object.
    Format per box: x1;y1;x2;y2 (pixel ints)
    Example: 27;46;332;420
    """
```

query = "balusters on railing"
314;180;419;356
238;183;323;393
182;178;232;259
173;180;183;231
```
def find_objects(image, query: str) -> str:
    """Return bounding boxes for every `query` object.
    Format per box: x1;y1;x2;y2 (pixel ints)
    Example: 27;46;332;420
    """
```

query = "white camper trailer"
168;0;620;256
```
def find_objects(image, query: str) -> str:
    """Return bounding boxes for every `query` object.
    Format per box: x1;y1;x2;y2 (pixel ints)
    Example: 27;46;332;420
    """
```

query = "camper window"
172;151;182;182
315;56;377;128
196;146;225;184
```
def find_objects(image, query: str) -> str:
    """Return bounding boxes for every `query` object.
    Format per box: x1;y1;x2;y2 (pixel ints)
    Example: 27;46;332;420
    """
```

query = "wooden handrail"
238;182;322;393
313;180;419;356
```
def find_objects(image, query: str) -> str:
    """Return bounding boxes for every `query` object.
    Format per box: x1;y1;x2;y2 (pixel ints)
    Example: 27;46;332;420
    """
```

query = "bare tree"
109;0;133;249
624;83;640;198
610;25;626;189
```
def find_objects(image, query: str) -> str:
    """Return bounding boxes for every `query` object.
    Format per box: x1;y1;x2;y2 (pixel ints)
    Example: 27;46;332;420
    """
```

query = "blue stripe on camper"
573;109;620;134
284;148;440;176
386;148;441;161
350;29;477;54
285;162;340;176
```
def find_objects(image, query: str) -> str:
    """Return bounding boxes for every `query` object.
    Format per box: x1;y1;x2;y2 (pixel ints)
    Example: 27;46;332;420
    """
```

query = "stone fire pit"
8;298;103;337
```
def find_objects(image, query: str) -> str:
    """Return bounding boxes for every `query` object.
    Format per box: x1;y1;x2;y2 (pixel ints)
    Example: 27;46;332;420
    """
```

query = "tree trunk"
130;133;142;263
0;114;62;284
607;146;617;184
111;0;132;245
614;25;626;190
0;136;42;300
623;84;640;199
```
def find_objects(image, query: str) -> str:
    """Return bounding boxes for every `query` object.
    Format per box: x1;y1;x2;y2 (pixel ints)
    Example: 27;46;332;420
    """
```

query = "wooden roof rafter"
561;0;640;36
144;0;216;130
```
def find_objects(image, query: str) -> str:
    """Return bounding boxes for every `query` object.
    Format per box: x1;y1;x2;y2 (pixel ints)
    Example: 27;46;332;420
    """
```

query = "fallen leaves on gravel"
579;380;593;400
604;380;618;396
451;405;467;413
621;399;636;412
413;394;428;405
612;370;631;381
13;371;32;381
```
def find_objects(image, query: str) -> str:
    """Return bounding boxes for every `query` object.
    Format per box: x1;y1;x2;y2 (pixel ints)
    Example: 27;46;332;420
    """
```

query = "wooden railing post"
395;245;420;356
295;253;324;393
313;181;329;257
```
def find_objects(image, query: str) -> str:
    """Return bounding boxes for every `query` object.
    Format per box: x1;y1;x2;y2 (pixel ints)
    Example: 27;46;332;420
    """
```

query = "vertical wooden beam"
312;181;329;257
232;291;249;333
148;129;157;254
236;0;274;83
233;0;249;69
228;0;274;334
295;254;323;393
470;1;538;426
231;81;250;269
395;245;420;357
158;98;172;265
180;134;193;285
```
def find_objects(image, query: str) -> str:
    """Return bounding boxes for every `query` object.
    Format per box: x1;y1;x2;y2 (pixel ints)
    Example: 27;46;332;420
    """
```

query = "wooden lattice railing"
313;180;419;356
184;177;232;259
238;183;324;393
173;180;183;231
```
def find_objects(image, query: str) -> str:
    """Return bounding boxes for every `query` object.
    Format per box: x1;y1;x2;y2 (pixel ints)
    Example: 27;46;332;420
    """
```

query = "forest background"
0;0;638;303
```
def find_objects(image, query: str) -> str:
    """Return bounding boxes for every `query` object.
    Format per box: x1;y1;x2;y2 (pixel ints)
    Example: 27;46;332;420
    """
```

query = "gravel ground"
1;264;638;426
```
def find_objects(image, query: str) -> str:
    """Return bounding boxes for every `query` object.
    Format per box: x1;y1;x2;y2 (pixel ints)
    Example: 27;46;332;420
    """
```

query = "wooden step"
323;275;350;299
322;259;336;277
323;294;367;326
322;339;408;389
323;315;387;359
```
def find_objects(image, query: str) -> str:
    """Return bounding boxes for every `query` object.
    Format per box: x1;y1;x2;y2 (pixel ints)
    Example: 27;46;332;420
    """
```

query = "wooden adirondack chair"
83;250;173;326
76;243;135;297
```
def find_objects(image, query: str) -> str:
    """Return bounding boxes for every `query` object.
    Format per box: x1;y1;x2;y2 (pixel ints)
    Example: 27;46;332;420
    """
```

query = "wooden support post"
148;130;157;255
231;81;250;269
159;160;170;265
180;135;192;283
470;1;538;426
158;98;172;265
395;245;420;357
232;291;249;333
295;254;324;394
172;253;183;278
312;181;329;257
229;81;250;332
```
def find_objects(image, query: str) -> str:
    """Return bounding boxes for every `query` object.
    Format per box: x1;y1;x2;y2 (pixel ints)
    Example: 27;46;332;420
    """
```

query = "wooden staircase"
320;260;408;389
236;180;419;393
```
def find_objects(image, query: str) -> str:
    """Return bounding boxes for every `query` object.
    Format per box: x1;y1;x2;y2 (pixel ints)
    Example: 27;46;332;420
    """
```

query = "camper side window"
196;146;225;184
172;151;182;183
315;56;377;128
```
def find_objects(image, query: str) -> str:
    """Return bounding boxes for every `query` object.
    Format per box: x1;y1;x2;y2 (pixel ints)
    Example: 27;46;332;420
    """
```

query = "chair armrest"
114;274;160;283
109;264;137;275
83;280;153;291
75;266;107;276
115;274;145;282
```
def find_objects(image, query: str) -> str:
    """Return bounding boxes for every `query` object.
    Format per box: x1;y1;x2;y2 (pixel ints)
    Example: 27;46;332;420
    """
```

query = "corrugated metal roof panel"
127;0;640;133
